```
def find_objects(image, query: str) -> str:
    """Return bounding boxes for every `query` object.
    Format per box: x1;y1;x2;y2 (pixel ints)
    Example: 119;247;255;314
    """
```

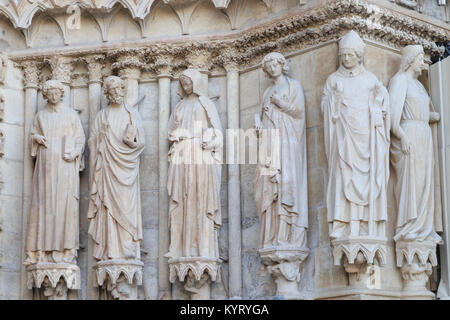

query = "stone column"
47;56;74;107
111;51;144;107
431;58;450;300
85;55;104;135
156;65;172;299
20;60;39;300
83;55;104;300
225;63;242;299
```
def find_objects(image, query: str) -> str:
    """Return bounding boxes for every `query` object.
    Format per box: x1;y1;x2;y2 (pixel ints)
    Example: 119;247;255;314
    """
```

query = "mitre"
339;30;365;54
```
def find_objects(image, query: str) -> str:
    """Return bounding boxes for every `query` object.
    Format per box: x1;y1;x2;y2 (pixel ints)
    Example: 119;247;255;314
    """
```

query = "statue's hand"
33;134;48;148
270;93;287;110
201;140;216;151
401;135;412;155
123;136;137;148
63;151;76;162
430;112;440;123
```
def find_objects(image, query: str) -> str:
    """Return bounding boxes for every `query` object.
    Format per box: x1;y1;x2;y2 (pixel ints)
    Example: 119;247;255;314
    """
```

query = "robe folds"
321;67;390;237
88;104;145;260
389;72;443;243
166;94;223;260
26;103;85;263
254;76;308;248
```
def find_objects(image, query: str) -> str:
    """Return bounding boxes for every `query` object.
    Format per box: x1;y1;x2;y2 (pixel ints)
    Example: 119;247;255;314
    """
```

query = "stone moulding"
167;257;221;283
396;240;438;268
26;262;81;290
332;237;388;266
94;259;144;287
7;0;450;74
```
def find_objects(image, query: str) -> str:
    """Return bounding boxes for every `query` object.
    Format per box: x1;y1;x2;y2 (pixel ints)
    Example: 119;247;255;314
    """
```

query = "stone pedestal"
168;257;221;300
396;240;438;299
26;263;80;300
94;259;144;300
332;237;387;290
258;246;309;299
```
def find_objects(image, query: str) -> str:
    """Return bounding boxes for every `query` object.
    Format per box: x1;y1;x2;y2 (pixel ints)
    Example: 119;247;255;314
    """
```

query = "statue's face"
411;53;426;74
46;88;63;104
340;49;360;69
264;59;283;78
107;82;124;104
180;75;194;95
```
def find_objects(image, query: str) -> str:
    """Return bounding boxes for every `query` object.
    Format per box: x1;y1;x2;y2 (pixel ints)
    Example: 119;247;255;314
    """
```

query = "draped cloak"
321;67;390;233
87;104;145;260
166;70;223;260
389;72;443;243
26;103;85;259
254;76;308;247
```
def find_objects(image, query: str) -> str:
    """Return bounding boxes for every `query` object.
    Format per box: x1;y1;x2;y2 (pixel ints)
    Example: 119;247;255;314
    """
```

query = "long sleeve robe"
166;95;223;260
25;104;85;261
254;76;308;248
389;72;442;243
321;67;390;237
87;104;145;260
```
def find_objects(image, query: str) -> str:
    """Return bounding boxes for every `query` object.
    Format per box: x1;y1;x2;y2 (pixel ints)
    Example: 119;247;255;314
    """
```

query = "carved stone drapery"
321;31;390;289
255;52;309;299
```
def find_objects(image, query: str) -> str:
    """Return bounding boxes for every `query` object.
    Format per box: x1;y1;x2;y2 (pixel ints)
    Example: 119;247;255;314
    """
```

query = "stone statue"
165;68;223;300
254;52;309;299
24;79;85;299
389;44;443;297
321;31;390;283
87;75;145;299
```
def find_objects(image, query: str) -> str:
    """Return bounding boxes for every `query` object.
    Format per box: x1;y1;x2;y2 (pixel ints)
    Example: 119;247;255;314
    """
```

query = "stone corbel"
396;240;438;299
332;237;387;289
46;56;74;85
83;54;105;85
168;257;221;299
21;60;41;89
258;246;309;299
94;259;144;300
26;262;81;300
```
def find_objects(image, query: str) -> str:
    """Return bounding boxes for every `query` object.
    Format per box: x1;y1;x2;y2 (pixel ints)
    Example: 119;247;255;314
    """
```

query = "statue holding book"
24;79;85;299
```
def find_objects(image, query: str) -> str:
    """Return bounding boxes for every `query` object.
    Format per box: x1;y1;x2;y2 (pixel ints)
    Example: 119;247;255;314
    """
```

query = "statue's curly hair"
261;52;289;76
42;79;65;100
103;75;125;96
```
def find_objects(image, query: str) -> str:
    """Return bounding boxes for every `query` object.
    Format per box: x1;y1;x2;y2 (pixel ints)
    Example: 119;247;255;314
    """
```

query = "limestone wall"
0;0;448;300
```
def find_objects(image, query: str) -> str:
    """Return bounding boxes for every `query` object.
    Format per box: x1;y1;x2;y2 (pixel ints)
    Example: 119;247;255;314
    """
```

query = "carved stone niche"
168;257;221;300
94;259;144;300
26;263;80;300
258;246;309;299
396;240;438;299
332;238;387;290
